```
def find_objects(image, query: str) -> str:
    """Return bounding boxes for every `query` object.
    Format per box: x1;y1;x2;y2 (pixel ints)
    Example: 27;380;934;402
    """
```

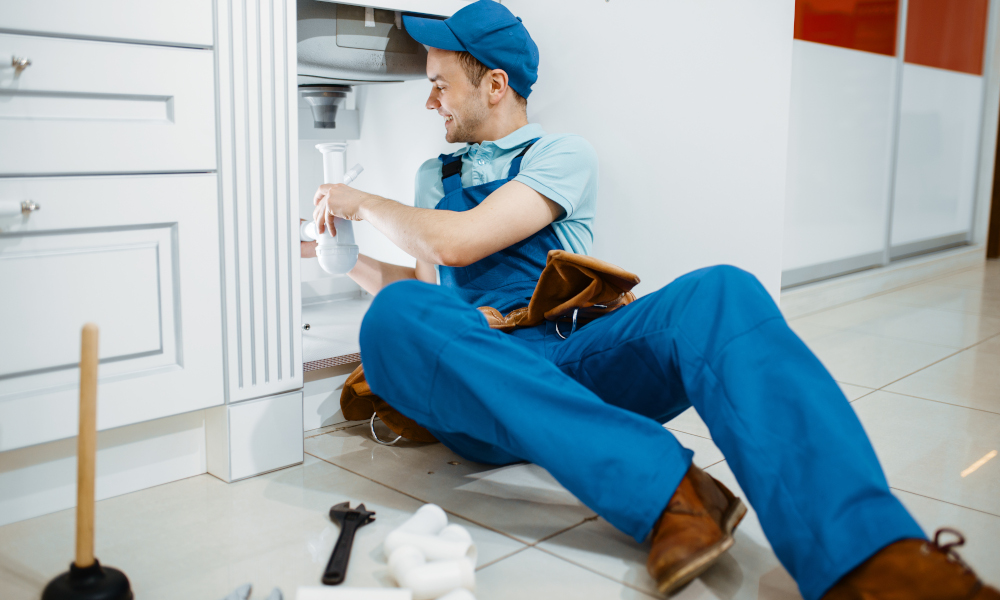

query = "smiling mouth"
444;115;454;125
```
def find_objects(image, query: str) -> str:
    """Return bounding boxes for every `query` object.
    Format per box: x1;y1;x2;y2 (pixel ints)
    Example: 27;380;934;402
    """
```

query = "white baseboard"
780;245;987;319
0;410;207;527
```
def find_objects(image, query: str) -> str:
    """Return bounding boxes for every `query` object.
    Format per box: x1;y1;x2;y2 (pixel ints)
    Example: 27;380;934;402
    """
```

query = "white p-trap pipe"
305;142;362;275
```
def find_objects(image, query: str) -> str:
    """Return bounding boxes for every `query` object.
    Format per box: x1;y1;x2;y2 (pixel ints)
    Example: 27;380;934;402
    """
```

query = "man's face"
425;48;489;144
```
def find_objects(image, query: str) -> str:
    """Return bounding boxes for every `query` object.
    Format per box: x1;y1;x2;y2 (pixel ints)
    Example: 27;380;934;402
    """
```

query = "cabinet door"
0;174;224;452
0;33;216;176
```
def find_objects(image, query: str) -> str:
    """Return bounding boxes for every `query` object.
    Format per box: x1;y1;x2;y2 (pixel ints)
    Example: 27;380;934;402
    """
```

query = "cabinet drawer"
0;33;216;176
0;174;224;452
0;0;213;47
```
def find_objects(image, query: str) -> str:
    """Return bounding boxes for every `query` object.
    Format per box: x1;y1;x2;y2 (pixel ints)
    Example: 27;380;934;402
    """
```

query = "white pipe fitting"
384;505;478;600
388;548;474;600
310;142;362;275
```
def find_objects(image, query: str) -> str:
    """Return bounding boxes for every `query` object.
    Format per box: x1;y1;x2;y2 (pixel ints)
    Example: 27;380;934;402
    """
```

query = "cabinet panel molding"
0;34;216;176
0;0;214;48
0;174;223;452
216;0;303;403
0;229;173;385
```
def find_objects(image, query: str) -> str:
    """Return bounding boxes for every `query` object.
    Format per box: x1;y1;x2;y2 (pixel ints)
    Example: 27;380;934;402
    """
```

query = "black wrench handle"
323;514;363;585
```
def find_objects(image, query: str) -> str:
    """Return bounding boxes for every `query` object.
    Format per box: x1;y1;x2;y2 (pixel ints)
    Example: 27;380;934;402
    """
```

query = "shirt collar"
457;123;546;156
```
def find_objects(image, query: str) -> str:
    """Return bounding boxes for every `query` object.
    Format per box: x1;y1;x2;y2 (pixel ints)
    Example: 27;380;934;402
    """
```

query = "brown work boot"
822;528;1000;600
646;465;747;595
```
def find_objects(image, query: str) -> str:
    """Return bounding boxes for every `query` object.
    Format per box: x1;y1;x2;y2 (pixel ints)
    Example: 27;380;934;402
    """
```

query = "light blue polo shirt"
414;123;598;278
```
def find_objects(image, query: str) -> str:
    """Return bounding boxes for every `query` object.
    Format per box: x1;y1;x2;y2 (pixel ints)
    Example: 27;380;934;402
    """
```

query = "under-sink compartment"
301;295;371;432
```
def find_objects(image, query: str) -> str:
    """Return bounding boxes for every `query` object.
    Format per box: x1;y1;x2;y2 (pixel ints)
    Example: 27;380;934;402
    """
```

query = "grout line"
849;390;878;403
783;264;987;321
532;545;662;599
872;389;1000;416
870;331;1000;391
665;426;711;440
701;458;726;470
529;516;599;547
304;450;534;546
475;546;532;571
891;487;1000;519
304;421;365;439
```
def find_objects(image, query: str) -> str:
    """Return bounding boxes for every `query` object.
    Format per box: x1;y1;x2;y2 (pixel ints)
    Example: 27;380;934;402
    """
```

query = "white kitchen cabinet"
0;33;216;176
0;0;214;47
0;174;224;452
316;0;471;16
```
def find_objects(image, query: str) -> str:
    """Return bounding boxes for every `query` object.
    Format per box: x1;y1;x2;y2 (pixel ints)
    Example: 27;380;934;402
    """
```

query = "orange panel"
795;0;899;56
904;0;989;75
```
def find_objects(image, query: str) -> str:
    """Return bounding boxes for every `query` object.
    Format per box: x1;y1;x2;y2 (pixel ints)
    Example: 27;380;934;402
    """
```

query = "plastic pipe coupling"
384;505;478;600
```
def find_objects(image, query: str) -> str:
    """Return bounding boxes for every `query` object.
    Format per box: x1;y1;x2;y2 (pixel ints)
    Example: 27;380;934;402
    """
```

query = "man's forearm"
359;196;465;266
348;254;418;295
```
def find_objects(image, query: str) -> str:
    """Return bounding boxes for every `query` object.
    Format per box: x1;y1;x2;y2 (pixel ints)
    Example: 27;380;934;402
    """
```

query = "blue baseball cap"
403;0;539;99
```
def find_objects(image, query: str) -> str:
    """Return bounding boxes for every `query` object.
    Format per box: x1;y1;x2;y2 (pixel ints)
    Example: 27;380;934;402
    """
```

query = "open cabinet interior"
293;0;462;433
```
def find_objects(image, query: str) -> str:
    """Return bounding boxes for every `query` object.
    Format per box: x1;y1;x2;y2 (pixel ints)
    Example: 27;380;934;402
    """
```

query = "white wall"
506;0;795;298
318;0;795;300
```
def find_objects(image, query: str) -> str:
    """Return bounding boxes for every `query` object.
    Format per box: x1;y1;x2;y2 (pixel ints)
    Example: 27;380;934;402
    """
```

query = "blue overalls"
359;142;925;600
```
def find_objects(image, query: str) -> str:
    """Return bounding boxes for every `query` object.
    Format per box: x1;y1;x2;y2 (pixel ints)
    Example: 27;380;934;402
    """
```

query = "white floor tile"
666;407;711;439
672;429;725;469
875;283;1000;318
0;456;525;600
885;337;1000;414
838;382;875;401
895;489;1000;585
852;391;1000;516
805;330;956;388
305;430;595;544
787;320;840;343
476;547;660;600
792;299;1000;349
538;460;804;600
932;265;1000;292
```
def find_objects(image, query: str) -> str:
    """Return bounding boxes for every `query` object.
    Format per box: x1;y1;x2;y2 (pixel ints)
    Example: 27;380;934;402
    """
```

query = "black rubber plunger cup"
42;560;132;600
42;324;133;600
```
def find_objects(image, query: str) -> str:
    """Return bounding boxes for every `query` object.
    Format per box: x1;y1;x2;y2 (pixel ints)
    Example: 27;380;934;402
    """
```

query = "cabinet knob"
0;200;40;218
12;56;31;75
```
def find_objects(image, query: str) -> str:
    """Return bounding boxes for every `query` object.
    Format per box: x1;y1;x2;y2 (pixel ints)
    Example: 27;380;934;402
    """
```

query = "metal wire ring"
555;308;580;340
370;413;402;446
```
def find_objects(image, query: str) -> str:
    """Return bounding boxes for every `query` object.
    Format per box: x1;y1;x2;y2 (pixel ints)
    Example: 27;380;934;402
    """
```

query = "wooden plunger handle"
75;323;99;569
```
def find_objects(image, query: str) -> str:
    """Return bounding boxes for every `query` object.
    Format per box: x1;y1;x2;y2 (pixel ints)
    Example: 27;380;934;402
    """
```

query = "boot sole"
656;490;748;596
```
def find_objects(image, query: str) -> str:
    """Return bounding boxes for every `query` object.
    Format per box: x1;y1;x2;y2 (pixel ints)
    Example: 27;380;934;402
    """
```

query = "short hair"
456;51;527;109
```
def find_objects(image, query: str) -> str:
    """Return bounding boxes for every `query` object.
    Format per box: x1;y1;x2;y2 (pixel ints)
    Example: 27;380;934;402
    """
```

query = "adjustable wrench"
323;502;376;585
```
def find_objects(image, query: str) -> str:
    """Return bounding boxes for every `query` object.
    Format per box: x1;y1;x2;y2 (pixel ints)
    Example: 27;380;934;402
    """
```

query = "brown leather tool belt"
340;250;641;444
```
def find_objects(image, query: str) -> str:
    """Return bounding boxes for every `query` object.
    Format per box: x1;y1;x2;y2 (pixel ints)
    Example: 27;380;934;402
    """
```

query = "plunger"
42;324;133;600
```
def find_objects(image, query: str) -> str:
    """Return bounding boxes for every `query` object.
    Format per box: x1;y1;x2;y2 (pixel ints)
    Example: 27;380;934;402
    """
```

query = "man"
306;2;999;599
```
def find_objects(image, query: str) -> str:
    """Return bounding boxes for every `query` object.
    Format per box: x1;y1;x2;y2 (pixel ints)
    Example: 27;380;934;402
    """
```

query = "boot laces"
928;528;972;572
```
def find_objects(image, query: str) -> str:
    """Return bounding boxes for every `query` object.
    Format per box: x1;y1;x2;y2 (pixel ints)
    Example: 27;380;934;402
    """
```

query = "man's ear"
488;69;510;106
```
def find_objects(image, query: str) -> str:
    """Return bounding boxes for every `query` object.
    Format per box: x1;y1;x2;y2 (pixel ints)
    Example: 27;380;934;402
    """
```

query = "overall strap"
439;153;464;196
506;138;540;180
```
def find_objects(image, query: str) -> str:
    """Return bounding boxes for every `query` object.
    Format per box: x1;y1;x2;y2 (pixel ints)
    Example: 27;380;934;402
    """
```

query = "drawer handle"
0;200;40;218
12;55;31;75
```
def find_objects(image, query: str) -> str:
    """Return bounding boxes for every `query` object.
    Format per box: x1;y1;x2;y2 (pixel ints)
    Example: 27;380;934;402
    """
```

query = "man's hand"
313;183;373;237
300;219;318;258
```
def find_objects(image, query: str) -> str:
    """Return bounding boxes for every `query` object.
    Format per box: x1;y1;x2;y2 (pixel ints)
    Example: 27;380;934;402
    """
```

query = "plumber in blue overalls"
310;2;996;599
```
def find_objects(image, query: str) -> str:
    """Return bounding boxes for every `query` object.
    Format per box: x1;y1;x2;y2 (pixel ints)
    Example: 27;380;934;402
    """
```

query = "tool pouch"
340;250;641;443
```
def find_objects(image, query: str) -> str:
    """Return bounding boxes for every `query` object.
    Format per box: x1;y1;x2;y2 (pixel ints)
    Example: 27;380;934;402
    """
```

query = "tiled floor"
1;261;998;599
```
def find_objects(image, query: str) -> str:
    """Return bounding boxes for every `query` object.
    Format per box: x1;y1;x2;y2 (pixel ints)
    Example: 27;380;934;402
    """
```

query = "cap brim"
402;15;466;51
